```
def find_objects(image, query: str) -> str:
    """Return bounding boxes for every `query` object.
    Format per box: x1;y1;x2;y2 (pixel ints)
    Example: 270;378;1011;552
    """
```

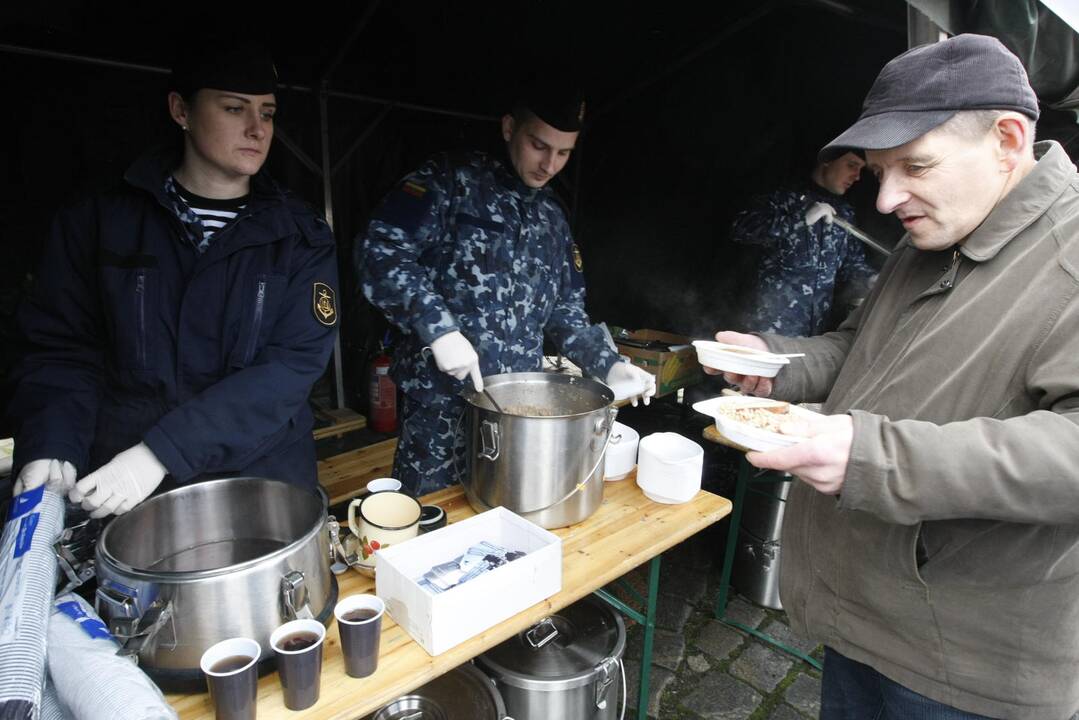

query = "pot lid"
477;595;625;688
364;663;504;720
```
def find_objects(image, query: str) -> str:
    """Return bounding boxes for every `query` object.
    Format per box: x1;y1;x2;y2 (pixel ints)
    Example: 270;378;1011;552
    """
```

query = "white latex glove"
69;443;167;519
13;458;78;496
429;331;484;392
605;362;657;407
805;202;836;226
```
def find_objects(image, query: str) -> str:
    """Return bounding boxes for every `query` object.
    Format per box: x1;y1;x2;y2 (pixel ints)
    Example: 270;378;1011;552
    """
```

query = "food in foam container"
692;396;823;452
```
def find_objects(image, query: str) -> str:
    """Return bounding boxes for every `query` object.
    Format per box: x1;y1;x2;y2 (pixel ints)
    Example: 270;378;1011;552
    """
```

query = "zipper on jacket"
245;279;267;364
135;271;147;367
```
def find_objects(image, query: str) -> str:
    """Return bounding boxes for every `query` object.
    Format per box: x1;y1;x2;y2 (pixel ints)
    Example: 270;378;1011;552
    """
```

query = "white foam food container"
604;421;639;481
692;395;823;452
636;432;703;504
375;506;562;656
691;341;790;378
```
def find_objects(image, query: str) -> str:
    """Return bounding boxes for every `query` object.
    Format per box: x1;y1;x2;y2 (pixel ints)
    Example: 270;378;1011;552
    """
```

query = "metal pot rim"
475;606;626;691
461;371;614;418
97;477;326;581
369;662;506;720
475;648;626;691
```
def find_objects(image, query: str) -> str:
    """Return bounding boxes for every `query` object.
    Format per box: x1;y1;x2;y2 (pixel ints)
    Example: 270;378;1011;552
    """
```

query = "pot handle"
479;419;500;461
282;570;314;620
54;539;96;595
327;515;363;571
592;405;618;451
525;617;559;649
97;584;173;662
593;656;621;711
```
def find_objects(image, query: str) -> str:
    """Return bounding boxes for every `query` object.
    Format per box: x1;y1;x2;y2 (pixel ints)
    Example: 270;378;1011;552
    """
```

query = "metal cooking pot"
462;372;617;529
360;662;509;720
93;477;337;685
476;595;626;720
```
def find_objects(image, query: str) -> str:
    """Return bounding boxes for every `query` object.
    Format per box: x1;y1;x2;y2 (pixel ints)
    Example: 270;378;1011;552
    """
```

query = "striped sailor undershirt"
172;179;249;241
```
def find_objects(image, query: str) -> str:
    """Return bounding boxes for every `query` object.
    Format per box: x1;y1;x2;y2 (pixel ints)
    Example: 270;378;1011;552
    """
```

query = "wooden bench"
311;407;368;441
317;437;397;506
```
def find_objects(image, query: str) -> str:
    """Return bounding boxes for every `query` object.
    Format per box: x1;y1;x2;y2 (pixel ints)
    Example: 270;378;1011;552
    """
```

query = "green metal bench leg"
715;457;750;621
592;553;663;719
715;460;822;671
637;554;661;720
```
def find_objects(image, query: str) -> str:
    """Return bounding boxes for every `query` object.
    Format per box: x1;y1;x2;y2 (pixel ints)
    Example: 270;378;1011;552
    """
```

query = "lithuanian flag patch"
402;181;427;198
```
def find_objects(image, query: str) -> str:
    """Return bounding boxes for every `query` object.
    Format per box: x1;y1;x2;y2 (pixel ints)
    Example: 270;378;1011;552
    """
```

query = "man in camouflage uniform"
731;151;877;336
360;89;655;495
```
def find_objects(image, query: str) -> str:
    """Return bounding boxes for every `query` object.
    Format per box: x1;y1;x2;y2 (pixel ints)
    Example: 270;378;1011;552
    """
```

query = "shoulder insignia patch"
572;244;584;272
402;181;427;198
313;282;337;326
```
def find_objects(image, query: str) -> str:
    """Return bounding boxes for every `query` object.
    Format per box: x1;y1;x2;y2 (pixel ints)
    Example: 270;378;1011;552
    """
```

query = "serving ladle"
483;387;505;414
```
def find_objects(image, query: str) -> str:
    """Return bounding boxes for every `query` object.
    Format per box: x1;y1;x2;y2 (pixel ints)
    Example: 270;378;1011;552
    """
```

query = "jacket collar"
123;144;288;210
491;149;545;202
960;141;1075;262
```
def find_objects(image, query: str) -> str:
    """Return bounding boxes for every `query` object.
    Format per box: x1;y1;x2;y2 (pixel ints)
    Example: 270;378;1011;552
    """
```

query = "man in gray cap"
360;86;655;495
709;34;1079;718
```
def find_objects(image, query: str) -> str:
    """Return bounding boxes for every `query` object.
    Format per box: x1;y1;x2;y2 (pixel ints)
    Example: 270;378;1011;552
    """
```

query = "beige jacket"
766;142;1079;719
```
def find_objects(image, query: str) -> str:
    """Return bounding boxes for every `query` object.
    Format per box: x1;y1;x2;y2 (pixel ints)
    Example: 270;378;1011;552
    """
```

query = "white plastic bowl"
636;432;703;504
691;341;789;378
692;395;823;452
604;421;639;481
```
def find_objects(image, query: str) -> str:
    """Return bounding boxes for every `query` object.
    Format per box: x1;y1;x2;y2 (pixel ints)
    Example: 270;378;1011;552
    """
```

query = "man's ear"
501;114;515;143
168;91;190;130
994;113;1031;172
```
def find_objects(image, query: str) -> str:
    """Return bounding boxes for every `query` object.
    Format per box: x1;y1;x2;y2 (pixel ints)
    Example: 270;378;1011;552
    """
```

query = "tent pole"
318;82;346;410
316;1;385;411
274;128;324;177
332;103;395;177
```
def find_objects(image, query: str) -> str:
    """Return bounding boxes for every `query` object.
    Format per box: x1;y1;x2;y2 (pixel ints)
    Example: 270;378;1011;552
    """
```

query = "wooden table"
169;477;730;720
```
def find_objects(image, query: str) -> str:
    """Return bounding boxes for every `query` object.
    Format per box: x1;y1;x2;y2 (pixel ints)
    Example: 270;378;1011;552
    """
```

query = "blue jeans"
821;647;998;720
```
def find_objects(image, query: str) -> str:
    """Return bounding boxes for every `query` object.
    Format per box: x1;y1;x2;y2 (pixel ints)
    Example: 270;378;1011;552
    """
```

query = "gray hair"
940;110;1036;146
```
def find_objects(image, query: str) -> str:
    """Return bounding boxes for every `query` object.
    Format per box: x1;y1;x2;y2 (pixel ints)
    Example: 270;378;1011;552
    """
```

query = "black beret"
170;34;277;97
516;82;587;133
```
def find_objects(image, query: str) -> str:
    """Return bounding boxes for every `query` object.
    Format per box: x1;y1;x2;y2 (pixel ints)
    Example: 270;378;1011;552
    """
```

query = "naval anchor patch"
313;282;337;326
571;244;584;272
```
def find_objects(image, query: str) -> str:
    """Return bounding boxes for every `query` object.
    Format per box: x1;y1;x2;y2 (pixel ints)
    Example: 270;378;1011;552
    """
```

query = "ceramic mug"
347;491;422;571
365;477;403;494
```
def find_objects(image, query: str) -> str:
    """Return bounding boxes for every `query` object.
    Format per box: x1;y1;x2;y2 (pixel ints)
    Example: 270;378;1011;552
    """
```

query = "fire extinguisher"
368;336;397;433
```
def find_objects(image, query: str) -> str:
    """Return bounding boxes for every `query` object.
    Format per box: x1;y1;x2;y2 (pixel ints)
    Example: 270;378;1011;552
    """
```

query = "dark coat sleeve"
7;198;106;475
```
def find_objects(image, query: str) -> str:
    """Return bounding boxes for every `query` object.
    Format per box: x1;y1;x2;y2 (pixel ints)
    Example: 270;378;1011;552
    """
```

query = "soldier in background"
731;151;876;336
359;86;655;496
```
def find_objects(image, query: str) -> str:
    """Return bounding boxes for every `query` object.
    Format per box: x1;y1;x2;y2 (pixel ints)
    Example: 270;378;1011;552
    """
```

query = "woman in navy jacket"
7;38;339;517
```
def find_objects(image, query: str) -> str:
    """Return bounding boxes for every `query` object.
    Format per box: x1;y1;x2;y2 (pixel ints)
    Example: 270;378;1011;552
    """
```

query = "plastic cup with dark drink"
334;594;385;678
200;637;261;720
270;618;326;711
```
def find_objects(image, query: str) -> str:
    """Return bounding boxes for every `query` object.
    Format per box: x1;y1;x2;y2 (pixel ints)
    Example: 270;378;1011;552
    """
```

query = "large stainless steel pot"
476;595;626;720
462;372;617;529
93;477;337;685
360;662;509;720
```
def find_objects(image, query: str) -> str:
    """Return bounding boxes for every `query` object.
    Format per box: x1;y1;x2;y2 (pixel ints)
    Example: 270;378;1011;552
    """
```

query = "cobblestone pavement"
606;518;823;720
